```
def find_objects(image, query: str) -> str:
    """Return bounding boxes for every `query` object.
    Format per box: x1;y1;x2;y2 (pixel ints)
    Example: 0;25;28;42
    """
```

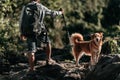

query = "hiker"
19;0;63;71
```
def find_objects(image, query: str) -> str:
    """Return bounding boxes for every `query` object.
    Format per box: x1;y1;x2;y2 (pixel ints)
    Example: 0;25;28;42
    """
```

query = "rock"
115;73;120;80
0;58;10;74
84;54;120;80
8;61;89;80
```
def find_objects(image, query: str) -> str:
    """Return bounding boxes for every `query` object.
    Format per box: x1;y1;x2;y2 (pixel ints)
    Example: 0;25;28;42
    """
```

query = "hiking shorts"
27;33;50;53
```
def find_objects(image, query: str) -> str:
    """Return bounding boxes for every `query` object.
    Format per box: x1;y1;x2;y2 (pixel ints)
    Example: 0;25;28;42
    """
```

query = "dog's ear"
99;32;103;36
99;32;103;38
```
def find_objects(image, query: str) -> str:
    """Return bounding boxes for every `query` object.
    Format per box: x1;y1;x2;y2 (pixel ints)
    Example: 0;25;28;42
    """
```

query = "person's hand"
20;35;27;41
59;8;64;14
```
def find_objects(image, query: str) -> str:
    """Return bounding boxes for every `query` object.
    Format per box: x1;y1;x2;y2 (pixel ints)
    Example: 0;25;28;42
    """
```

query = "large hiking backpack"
20;3;40;37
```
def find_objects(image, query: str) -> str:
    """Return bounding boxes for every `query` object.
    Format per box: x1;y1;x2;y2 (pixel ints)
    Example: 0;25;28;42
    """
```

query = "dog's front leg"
92;51;100;64
91;53;96;65
89;53;96;70
96;51;101;63
75;52;83;66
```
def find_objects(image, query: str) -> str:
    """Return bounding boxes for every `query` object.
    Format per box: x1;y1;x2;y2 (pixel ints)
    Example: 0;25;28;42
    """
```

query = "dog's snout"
96;38;99;42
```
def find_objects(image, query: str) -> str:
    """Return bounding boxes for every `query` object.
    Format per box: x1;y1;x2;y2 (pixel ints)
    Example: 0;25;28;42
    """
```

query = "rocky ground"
0;60;89;80
0;49;120;80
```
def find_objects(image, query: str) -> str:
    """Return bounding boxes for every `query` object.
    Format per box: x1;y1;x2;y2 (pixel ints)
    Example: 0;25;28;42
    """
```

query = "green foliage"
103;0;120;27
0;0;23;61
108;40;119;54
106;25;120;37
102;39;120;54
0;18;21;57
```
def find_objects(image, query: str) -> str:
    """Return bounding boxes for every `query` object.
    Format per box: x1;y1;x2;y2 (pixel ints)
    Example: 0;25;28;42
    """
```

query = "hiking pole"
59;8;71;45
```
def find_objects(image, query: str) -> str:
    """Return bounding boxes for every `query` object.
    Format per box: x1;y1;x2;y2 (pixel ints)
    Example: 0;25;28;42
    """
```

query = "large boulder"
84;54;120;80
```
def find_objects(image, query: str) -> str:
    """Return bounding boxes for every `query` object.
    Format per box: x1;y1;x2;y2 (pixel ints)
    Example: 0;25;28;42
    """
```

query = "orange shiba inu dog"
71;32;103;66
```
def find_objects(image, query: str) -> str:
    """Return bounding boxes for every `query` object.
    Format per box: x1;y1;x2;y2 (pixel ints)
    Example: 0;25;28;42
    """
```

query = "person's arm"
42;5;63;16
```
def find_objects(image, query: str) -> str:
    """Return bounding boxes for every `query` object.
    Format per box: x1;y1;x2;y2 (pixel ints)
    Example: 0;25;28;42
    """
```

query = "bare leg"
28;53;35;71
45;43;55;64
46;43;51;60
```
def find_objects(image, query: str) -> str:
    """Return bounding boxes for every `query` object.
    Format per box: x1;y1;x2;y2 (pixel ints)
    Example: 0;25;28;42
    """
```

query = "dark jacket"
19;1;62;37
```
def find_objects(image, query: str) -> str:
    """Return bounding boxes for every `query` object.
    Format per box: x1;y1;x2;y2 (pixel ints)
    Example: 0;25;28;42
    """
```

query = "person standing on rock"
19;0;63;71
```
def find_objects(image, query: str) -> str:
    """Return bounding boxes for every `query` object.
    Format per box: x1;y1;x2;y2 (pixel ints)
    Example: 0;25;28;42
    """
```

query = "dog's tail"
71;33;84;45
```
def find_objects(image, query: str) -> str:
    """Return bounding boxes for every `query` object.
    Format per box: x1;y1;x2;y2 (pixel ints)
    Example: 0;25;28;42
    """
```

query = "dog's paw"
89;65;95;71
76;63;80;67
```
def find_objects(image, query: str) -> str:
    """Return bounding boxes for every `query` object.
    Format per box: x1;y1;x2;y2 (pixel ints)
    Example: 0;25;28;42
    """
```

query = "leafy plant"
102;39;120;54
